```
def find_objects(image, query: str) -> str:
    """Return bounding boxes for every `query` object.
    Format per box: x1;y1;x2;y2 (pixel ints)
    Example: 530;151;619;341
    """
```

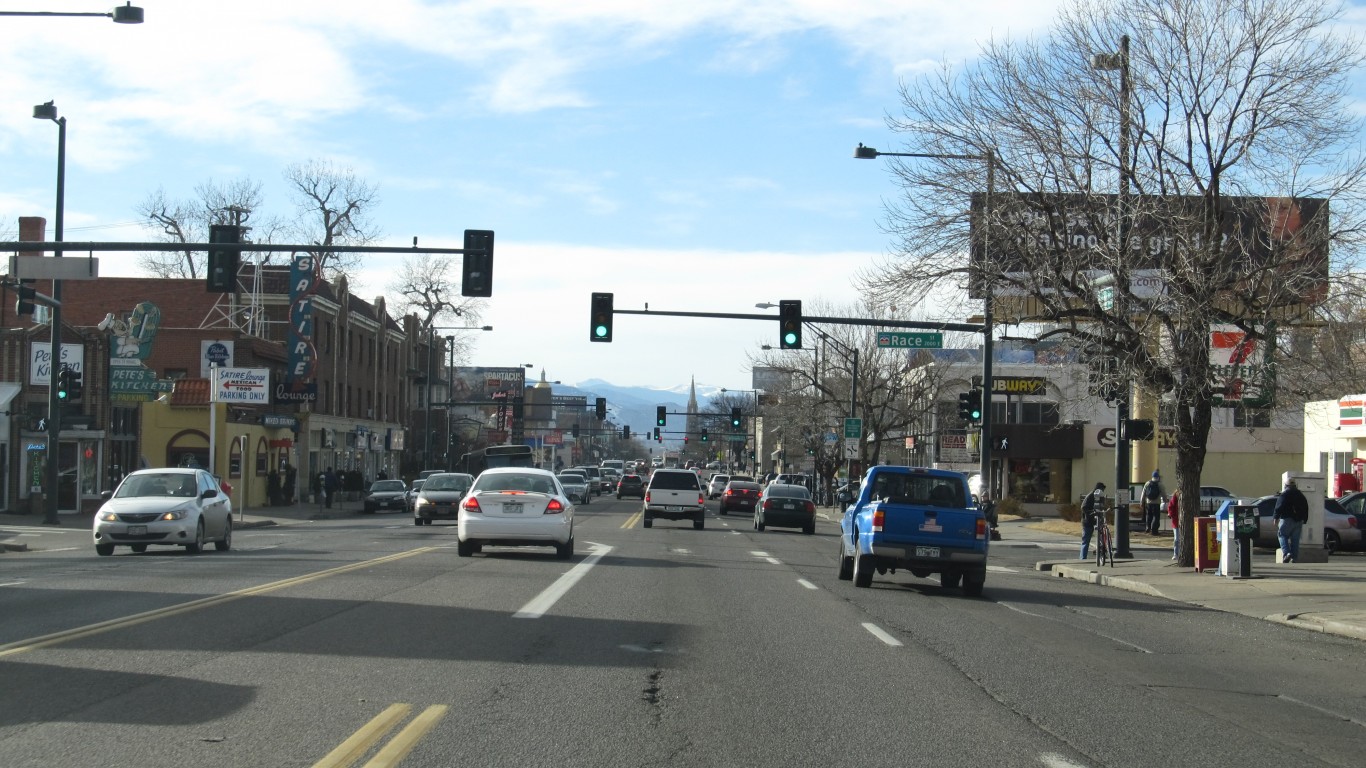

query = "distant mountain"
565;379;729;445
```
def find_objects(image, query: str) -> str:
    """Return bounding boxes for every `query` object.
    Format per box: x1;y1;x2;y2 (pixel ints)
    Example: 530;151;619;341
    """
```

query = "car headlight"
160;508;189;521
99;511;119;522
415;498;430;509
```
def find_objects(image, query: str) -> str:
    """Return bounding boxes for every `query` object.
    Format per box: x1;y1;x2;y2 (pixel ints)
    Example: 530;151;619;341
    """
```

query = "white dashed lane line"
796;579;818;590
861;622;903;647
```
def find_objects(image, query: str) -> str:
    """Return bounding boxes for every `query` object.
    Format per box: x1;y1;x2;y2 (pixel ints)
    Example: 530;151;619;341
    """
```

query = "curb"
1051;563;1169;599
1267;613;1366;642
1;541;29;553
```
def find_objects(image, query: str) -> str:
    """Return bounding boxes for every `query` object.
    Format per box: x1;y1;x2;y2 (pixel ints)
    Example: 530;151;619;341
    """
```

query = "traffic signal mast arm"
601;305;985;333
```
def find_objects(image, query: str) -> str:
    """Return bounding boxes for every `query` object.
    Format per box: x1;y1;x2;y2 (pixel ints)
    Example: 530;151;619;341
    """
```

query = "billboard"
450;367;527;402
970;193;1329;309
1210;327;1274;407
752;366;793;392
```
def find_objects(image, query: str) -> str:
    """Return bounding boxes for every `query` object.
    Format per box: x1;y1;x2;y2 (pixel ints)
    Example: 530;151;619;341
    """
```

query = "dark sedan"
718;481;761;515
413;472;474;526
363;479;408;514
754;483;816;534
616;474;645;499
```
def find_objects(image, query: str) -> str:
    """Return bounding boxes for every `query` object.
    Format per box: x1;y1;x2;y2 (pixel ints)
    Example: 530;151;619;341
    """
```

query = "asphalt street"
1;496;1362;767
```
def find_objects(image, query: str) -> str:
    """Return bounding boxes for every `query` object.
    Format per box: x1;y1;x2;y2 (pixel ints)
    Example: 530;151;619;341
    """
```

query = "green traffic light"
594;324;608;338
783;332;798;345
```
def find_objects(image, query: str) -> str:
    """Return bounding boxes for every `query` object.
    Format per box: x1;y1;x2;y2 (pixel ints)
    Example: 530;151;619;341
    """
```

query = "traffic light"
511;399;524;420
730;407;742;429
778;299;802;349
684;436;689;444
701;428;709;442
56;366;72;401
67;368;83;401
957;392;973;421
622;425;630;440
595;397;607;419
590;292;613;342
571;424;580;438
967;388;983;423
1121;419;1155;441
206;224;242;293
462;229;495;297
14;282;36;316
656;406;667;426
654;427;661;441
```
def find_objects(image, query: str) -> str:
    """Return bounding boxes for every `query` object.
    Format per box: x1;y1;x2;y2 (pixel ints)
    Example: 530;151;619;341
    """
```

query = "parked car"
363;479;408;514
755;483;816;534
1250;495;1360;553
413;472;474;526
707;474;730;499
1332;491;1366;545
643;468;706;529
718;480;761;515
457;467;574;558
575;466;607;495
557;471;593;505
404;479;425;514
92;468;233;556
616;474;645;500
1200;485;1243;514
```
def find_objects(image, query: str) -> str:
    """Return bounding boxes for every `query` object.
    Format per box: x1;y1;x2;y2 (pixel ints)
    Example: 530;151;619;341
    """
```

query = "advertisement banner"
213;367;271;404
450;367;527;401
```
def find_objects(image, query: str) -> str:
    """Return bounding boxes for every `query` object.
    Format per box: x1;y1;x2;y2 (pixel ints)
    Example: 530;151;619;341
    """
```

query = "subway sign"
991;377;1048;396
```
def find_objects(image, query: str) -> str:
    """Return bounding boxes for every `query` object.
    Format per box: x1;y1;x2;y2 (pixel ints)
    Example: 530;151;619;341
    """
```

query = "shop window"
164;368;188;380
228;439;242;478
1233;406;1271;428
256;437;269;475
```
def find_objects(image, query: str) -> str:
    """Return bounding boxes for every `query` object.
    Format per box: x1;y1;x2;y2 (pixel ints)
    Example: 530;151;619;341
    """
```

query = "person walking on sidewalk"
323;467;340;509
1273;478;1309;563
1142;471;1166;535
1167;489;1181;560
1080;482;1105;560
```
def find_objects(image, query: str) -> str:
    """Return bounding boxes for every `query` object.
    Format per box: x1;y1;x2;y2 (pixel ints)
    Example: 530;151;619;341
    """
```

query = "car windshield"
767;484;810;499
116;472;198;499
650;471;700;490
558;474;585;485
474;473;555;494
425;475;471;492
370;480;405;492
728;482;761;491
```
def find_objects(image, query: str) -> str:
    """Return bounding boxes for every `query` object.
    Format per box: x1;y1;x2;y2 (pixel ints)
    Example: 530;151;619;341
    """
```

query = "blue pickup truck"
837;466;990;596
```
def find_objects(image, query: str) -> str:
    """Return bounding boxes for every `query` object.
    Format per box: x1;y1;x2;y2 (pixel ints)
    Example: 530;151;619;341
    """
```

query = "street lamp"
1093;34;1134;558
32;102;66;526
854;143;996;502
1;3;144;22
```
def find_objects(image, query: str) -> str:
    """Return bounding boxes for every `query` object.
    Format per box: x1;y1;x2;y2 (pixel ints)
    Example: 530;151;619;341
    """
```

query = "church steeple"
686;376;698;443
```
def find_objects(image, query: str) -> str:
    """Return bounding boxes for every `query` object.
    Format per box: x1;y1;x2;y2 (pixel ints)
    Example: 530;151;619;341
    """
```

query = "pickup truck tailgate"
874;502;983;548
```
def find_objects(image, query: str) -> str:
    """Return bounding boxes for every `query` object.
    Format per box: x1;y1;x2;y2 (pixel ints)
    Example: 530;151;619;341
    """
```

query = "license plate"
915;546;941;558
503;502;523;514
741;500;753;506
128;525;147;536
667;506;682;512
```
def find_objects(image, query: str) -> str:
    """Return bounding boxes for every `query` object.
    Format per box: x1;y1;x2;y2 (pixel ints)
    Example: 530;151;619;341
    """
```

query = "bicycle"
1094;508;1114;567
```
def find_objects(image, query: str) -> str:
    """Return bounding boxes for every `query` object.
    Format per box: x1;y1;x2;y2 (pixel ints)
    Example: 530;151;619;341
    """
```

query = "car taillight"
544;498;564;514
723;489;733;497
872;508;884;532
645;491;651;503
804;501;815;514
463;497;482;513
976;518;988;540
698;493;706;506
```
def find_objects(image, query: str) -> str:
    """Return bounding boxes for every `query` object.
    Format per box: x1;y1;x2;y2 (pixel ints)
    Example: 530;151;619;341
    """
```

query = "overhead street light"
854;142;996;502
1;3;145;22
32;101;67;526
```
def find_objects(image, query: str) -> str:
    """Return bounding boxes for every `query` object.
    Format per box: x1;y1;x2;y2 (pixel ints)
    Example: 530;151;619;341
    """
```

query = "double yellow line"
314;703;448;768
622;509;643;528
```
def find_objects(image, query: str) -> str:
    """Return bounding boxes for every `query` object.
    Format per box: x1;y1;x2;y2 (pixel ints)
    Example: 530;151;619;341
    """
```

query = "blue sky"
3;1;1362;394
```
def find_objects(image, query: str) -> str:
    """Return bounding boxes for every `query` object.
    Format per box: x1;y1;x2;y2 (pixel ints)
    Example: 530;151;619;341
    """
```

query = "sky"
2;0;1363;395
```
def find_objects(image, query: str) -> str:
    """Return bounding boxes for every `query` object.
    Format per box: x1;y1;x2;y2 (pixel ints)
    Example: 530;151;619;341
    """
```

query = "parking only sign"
213;367;271;404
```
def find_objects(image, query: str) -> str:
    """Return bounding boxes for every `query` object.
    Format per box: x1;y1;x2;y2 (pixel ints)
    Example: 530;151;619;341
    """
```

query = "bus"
456;444;535;476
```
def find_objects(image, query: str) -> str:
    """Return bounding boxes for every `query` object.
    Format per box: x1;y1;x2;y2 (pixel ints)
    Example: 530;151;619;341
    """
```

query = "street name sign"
876;331;943;349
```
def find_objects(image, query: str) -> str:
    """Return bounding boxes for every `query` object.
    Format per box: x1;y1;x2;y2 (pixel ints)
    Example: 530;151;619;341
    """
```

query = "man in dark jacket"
1273;478;1309;563
1080;482;1106;560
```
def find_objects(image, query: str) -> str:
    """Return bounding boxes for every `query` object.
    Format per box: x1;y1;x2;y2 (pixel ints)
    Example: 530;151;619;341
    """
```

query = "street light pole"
854;145;995;499
0;4;145;23
33;103;65;526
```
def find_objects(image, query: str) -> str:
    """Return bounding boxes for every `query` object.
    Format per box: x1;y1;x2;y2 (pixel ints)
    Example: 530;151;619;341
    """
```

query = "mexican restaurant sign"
213;367;270;404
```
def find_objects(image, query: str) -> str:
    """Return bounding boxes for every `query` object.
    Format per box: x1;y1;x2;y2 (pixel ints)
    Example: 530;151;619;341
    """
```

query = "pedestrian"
1080;482;1105;560
324;467;339;509
1167;489;1181;560
1273;477;1309;563
1142;470;1166;535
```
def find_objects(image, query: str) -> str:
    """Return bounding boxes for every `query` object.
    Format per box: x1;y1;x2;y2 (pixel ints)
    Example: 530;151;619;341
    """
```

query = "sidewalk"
995;517;1366;642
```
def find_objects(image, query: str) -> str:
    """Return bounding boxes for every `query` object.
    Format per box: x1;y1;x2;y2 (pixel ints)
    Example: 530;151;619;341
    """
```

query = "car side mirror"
201;489;218;500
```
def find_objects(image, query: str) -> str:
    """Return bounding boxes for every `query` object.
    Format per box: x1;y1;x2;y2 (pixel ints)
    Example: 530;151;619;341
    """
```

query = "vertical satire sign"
279;253;319;403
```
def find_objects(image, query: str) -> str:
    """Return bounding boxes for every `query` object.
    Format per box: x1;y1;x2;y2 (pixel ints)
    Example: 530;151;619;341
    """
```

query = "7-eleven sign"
1340;394;1366;427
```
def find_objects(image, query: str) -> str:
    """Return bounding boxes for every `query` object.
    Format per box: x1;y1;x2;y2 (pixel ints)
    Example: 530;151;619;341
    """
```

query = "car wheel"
963;571;986;597
555;535;574;560
756;513;766;532
941;570;962;589
803;521;815;535
185;520;206;554
837;539;854;580
457;539;475;557
643;515;653;529
1325;529;1340;554
694;517;704;531
853;551;874;588
96;543;115;556
413;517;423;526
131;544;148;553
215;519;232;552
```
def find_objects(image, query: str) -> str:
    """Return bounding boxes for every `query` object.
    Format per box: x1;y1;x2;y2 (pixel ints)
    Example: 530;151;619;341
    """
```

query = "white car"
92;468;233;556
458;467;575;559
557;471;593;505
707;474;730;499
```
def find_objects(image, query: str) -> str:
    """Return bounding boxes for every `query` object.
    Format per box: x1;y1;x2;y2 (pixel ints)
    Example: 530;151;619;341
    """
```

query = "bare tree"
389;252;487;363
134;179;281;278
865;0;1366;565
284;159;380;284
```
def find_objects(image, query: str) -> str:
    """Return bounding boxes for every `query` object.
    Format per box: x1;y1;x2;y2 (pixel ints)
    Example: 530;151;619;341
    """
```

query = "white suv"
644;469;706;530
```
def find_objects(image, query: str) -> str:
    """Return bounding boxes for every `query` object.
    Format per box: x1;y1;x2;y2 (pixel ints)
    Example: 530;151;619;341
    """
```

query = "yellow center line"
364;705;449;767
312;703;412;768
621;510;642;529
0;547;439;659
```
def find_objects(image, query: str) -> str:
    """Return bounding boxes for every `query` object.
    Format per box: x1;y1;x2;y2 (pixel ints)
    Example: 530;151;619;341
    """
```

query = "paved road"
1;497;1362;767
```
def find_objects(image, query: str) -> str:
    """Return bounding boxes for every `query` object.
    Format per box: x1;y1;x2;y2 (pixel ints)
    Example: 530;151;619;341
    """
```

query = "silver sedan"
92;468;233;556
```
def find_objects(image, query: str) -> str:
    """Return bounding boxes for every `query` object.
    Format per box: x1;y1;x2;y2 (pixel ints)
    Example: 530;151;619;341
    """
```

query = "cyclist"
1080;482;1106;560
